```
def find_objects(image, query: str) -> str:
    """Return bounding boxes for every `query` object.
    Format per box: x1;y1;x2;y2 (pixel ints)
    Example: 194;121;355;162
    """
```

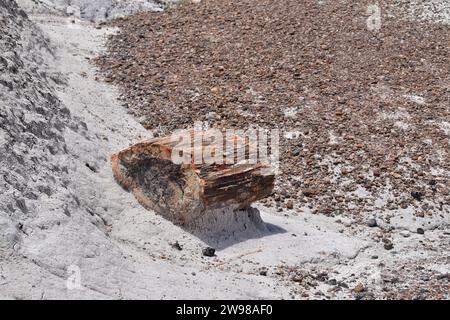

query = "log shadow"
182;206;287;250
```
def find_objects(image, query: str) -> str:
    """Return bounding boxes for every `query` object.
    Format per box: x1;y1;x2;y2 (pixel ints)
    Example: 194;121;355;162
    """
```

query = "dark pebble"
202;247;216;257
417;228;425;235
367;218;377;228
171;241;183;251
411;191;424;201
437;273;450;280
85;162;98;173
292;148;301;157
315;272;328;282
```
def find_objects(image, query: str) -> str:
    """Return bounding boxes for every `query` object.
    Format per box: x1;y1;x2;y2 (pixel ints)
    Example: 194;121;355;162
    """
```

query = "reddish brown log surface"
112;130;275;225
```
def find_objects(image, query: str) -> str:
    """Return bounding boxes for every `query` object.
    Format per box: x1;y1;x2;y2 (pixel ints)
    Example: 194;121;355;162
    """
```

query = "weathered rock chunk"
112;130;275;225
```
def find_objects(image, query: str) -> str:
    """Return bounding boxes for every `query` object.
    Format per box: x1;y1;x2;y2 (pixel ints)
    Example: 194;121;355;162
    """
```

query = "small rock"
85;162;98;173
315;272;328;282
384;242;394;250
437;273;450;280
367;218;377;228
206;111;218;121
411;191;424;201
353;283;366;293
286;200;294;209
327;279;337;286
259;270;268;276
417;228;425;235
171;241;183;251
343;221;352;227
202;247;216;257
302;188;320;197
400;230;410;238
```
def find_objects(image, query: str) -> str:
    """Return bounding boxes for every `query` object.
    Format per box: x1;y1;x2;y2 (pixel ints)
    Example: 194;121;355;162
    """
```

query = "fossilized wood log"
111;130;275;225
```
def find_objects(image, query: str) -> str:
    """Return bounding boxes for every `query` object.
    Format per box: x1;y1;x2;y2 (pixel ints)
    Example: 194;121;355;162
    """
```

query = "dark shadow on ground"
182;206;287;250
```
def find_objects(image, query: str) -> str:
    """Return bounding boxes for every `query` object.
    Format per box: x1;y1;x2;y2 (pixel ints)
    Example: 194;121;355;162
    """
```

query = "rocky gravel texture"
394;0;450;24
0;0;80;256
97;0;450;222
93;0;450;299
1;1;367;300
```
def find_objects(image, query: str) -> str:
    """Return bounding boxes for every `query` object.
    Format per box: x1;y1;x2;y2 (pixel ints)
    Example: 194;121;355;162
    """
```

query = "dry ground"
97;0;450;222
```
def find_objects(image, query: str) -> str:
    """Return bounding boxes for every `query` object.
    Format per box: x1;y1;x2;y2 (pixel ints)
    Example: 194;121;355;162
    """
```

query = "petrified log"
111;129;275;225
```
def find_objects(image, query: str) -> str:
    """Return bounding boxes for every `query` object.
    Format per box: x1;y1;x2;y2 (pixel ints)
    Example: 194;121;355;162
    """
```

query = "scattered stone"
286;200;294;210
384;242;394;250
302;188;320;197
437;273;450;280
353;283;366;293
327;279;337;286
367;218;377;228
315;272;328;282
411;191;424;201
202;247;216;257
171;241;183;251
400;230;410;238
417;228;425;235
85;162;98;173
292;148;301;157
343;221;352;227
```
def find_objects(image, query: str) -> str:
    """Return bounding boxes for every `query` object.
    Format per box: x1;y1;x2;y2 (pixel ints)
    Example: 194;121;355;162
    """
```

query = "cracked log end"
111;130;275;225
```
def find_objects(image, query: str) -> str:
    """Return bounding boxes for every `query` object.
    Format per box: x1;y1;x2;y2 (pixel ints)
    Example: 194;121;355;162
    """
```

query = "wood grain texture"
112;130;275;225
